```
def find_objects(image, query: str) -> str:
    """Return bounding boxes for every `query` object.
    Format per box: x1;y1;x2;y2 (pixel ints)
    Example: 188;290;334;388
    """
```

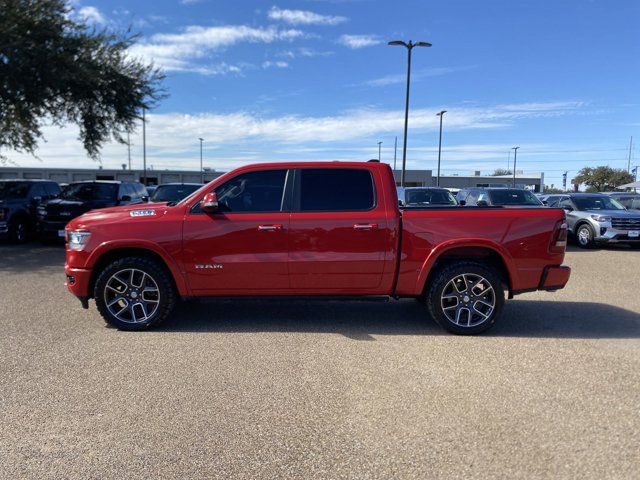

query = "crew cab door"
182;169;291;294
288;167;394;293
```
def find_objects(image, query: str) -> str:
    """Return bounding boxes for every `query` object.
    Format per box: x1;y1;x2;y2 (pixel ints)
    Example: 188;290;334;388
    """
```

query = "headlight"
37;207;47;219
590;214;611;223
67;231;91;251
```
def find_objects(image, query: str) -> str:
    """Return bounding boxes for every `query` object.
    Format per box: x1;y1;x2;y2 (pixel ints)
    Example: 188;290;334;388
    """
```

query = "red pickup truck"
64;161;570;334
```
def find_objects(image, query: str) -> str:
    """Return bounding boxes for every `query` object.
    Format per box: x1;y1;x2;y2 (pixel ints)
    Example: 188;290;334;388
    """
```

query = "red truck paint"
64;161;570;332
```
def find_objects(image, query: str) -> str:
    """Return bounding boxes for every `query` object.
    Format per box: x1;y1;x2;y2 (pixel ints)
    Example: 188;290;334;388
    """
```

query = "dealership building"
0;165;544;192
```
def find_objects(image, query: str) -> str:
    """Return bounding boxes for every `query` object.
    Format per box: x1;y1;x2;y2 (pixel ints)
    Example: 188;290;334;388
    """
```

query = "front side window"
298;169;374;212
0;181;29;200
404;189;457;206
214;170;287;213
573;196;625;211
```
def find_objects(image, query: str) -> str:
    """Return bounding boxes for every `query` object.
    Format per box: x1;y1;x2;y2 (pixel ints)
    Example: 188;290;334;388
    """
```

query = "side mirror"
142;195;149;202
477;200;489;207
562;205;573;212
30;196;42;206
200;192;219;213
398;200;404;207
459;200;466;206
120;195;132;202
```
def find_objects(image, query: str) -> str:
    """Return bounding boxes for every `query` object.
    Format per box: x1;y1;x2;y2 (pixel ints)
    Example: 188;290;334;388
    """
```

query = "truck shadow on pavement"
163;298;640;340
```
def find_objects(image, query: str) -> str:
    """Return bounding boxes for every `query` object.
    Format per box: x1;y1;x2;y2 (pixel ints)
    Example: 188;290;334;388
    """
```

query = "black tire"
9;217;29;243
94;256;176;330
426;261;505;335
575;223;595;249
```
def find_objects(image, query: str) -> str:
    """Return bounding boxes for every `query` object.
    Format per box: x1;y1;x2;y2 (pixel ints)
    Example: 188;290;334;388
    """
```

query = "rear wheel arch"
420;246;512;298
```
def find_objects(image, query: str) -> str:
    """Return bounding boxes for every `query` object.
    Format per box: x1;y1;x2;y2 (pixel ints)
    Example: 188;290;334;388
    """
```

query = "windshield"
61;183;117;202
488;189;542;205
405;189;457;206
574;196;625;211
151;184;201;202
0;181;29;200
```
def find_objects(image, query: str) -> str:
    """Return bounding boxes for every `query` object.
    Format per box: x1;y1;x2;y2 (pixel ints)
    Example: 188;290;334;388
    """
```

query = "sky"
5;0;640;187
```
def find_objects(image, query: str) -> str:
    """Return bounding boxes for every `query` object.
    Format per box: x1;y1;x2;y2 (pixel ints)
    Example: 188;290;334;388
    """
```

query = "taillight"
550;220;568;253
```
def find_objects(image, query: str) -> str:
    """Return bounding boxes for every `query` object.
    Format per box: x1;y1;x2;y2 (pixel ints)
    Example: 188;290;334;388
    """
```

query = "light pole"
388;39;432;187
199;138;204;183
142;108;147;186
511;146;519;187
377;141;382;161
127;132;132;170
436;110;446;186
393;136;398;173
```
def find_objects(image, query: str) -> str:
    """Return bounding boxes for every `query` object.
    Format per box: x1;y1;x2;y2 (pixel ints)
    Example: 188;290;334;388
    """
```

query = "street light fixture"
436;110;447;186
512;146;520;187
199;138;204;183
388;39;432;187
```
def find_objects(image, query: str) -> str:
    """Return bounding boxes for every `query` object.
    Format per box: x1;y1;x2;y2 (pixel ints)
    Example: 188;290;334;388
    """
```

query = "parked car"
602;192;640;210
64;161;570;334
397;187;458;206
547;193;640;248
0;179;61;242
456;188;543;206
145;185;158;197
39;180;147;241
149;183;203;203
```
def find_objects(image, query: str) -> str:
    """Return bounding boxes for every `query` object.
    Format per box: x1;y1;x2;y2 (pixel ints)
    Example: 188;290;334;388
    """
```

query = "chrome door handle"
258;224;283;231
353;223;378;231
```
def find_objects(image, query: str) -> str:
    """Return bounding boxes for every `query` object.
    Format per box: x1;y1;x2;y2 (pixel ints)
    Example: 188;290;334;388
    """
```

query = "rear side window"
298;169;374;212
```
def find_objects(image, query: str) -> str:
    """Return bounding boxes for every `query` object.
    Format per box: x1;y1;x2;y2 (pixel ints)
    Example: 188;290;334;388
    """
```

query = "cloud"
267;6;347;25
363;67;474;87
338;34;381;49
77;6;107;25
128;25;304;74
2;102;586;171
262;60;289;69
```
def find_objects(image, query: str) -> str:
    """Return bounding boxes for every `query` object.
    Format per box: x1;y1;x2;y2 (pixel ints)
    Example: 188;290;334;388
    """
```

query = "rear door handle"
258;224;283;231
353;223;378;231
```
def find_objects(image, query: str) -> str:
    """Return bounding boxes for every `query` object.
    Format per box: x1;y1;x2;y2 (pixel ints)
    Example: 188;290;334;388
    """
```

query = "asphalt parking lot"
0;243;639;479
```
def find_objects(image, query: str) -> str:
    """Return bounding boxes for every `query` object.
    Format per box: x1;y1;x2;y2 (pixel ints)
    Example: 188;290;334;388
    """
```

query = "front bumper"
0;221;8;237
39;220;68;239
65;263;92;299
594;226;640;243
538;265;571;291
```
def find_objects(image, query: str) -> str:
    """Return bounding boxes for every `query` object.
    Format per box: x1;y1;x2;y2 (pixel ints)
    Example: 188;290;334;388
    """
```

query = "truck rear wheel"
426;261;505;335
94;257;176;330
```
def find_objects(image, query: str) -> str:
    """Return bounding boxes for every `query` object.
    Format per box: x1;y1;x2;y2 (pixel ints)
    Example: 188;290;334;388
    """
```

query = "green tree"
573;166;634;192
544;184;564;193
0;0;165;161
491;168;512;176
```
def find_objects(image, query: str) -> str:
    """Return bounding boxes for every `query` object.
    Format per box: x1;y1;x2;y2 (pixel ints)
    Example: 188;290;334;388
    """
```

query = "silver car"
548;193;640;248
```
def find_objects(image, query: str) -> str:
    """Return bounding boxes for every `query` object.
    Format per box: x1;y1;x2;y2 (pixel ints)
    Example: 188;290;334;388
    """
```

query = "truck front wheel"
94;257;177;330
426;261;505;335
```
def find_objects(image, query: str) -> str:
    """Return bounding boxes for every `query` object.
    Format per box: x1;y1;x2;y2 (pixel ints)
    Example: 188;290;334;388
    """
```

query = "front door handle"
353;223;378;231
258;224;283;231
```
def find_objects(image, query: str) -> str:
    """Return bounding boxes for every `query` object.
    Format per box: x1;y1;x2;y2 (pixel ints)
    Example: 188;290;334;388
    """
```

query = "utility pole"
628;136;633;173
388;39;432;186
127;132;132;170
507;149;511;172
142;108;147;186
199;138;204;183
436;110;446;186
377;141;382;161
511;146;519;188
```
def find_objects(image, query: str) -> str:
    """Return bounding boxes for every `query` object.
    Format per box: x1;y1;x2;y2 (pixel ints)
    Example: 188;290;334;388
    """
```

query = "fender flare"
414;238;517;295
86;239;190;296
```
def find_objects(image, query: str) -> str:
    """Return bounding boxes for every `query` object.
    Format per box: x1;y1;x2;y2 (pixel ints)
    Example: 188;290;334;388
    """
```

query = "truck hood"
68;203;170;230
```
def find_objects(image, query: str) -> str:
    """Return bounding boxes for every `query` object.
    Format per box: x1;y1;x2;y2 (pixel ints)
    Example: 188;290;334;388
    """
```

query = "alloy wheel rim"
440;273;496;327
104;268;160;323
578;227;590;245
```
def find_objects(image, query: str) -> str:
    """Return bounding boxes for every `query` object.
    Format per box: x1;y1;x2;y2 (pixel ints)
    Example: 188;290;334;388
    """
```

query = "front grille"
611;217;640;230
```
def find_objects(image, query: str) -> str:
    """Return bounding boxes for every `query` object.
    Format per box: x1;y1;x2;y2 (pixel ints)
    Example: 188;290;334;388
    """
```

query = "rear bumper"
65;263;92;298
538;265;571;291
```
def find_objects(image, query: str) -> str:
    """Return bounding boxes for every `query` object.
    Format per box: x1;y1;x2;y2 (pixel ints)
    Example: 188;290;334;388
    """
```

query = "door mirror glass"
200;192;219;213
